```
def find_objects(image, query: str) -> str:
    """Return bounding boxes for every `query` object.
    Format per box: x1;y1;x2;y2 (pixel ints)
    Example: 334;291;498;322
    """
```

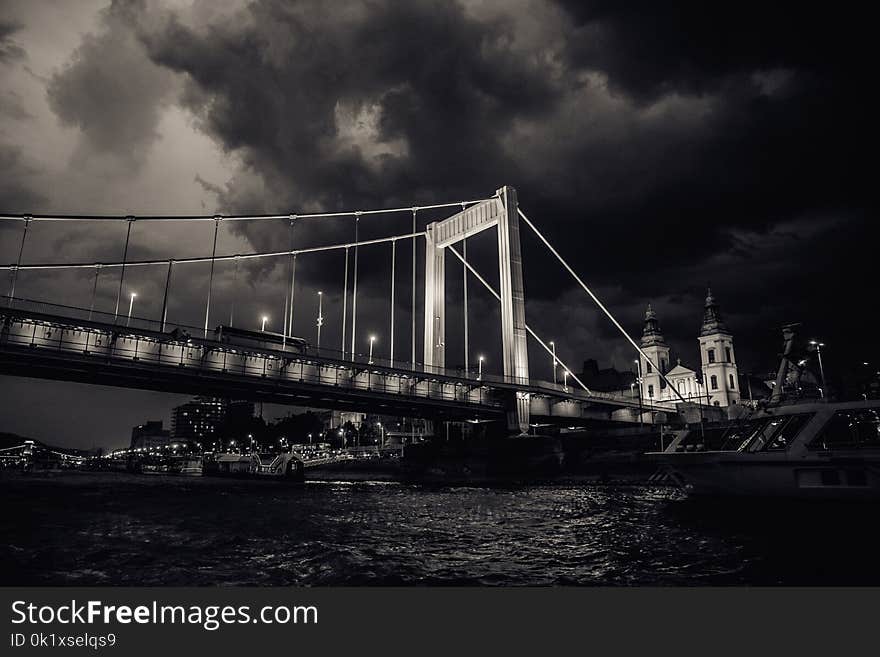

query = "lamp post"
261;315;268;332
478;355;484;380
368;335;376;364
126;292;137;327
316;291;323;349
549;341;557;385
809;340;827;398
634;359;644;428
563;370;570;392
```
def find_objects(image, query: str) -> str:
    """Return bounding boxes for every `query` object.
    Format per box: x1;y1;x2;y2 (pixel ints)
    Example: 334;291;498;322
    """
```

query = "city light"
261;316;269;332
369;334;376;364
478;355;484;380
549;341;557;385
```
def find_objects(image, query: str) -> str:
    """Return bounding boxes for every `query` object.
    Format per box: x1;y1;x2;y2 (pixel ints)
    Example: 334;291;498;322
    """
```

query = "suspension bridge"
0;186;686;435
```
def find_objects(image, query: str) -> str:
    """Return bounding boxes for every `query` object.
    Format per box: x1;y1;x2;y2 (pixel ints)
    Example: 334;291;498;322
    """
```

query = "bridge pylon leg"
497;186;530;434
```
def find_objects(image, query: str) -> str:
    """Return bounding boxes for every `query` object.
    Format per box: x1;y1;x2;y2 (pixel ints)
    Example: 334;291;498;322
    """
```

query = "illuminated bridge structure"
1;187;687;433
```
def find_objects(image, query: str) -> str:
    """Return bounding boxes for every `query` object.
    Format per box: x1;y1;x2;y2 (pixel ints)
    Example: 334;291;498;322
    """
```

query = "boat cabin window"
808;409;880;450
750;414;813;451
718;414;814;452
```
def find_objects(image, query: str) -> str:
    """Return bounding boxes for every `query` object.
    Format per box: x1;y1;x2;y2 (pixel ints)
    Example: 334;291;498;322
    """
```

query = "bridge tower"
423;186;530;434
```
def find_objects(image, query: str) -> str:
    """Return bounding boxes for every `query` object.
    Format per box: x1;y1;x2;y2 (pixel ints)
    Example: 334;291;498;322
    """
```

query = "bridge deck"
0;302;676;424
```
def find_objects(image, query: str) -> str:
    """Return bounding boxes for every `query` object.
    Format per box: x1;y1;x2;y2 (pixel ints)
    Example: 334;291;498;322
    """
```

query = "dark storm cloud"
46;0;177;167
137;0;558;214
553;1;871;101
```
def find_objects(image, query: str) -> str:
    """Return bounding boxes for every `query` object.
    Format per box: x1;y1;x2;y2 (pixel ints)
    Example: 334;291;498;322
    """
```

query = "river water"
2;472;877;585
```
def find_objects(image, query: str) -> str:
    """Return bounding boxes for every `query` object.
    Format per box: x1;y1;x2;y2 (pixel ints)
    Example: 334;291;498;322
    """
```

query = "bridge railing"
0;295;526;386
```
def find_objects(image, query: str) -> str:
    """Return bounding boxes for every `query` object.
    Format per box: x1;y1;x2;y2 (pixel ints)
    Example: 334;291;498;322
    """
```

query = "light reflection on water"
2;472;878;585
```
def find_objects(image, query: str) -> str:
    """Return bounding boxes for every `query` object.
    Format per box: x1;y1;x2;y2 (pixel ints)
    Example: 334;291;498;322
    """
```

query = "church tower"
639;304;670;403
699;289;739;407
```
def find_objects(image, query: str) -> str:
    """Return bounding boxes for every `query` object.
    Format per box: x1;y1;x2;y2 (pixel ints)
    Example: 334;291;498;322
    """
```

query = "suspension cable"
517;207;687;404
411;207;417;368
282;218;294;347
446;244;593;395
113;218;133;322
350;214;360;358
0;231;425;271
462;204;469;375
0;199;492;223
390;238;396;368
341;247;349;358
229;255;240;327
7;215;30;306
203;216;220;338
288;253;297;343
161;259;174;332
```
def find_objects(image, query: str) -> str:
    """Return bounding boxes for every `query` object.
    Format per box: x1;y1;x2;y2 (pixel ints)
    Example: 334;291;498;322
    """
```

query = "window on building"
710;375;718;390
729;374;735;389
646;361;653;374
808;409;880;450
707;349;716;363
648;384;654;398
725;347;732;362
660;359;667;373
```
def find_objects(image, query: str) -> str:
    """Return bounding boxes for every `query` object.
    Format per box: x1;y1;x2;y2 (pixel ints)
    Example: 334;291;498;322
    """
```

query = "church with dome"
636;289;740;408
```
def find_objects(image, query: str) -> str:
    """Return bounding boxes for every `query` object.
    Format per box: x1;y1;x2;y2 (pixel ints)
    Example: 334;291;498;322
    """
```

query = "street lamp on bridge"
368;334;376;364
549;340;557;385
261;315;268;332
563;369;570;392
478;355;484;380
126;292;137;327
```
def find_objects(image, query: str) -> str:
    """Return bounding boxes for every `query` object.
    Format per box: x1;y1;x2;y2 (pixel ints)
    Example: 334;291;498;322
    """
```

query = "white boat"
652;399;880;499
651;323;880;499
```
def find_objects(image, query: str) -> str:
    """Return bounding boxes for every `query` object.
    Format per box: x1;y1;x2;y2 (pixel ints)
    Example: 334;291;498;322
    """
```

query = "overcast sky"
1;0;873;448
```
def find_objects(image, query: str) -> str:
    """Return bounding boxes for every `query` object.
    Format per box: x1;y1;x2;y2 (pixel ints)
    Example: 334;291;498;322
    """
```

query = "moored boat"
651;324;880;499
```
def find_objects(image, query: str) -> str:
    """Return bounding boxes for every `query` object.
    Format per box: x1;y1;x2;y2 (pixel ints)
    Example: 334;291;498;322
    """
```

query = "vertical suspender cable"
113;217;133;322
350;214;360;357
7;215;30;306
203;216;220;337
288;254;297;343
341;247;349;357
411;207;417;367
390;238;396;368
282;219;293;348
88;264;101;320
463;233;469;375
229;255;240;327
161;259;174;332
